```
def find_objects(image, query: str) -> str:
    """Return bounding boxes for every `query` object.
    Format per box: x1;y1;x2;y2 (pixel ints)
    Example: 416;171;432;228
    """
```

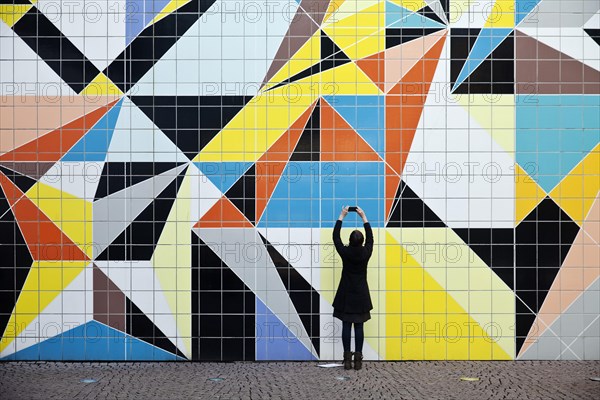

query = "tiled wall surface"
0;1;599;361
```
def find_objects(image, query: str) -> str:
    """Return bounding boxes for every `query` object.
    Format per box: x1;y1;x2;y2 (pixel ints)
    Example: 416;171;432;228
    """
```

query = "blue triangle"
323;95;385;159
386;1;444;29
126;1;146;45
62;98;123;162
516;95;600;193
255;297;316;360
194;162;254;194
144;0;171;26
454;28;513;90
516;0;541;25
257;162;320;228
2;320;180;361
125;1;171;45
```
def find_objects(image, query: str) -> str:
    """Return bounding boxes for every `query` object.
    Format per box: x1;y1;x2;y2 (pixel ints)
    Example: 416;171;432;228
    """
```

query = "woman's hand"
338;205;349;220
356;206;368;223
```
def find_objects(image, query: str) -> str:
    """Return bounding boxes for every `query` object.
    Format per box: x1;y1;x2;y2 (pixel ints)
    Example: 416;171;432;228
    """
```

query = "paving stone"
0;361;599;399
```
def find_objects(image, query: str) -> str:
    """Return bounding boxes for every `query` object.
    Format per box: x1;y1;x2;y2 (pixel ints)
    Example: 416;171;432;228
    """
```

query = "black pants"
342;321;364;353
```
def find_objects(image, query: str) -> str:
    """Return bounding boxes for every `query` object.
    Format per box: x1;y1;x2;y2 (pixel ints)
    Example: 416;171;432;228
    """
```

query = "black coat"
331;220;374;314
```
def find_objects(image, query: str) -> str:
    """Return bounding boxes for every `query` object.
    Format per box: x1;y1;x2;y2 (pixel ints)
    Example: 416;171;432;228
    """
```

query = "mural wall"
0;0;598;361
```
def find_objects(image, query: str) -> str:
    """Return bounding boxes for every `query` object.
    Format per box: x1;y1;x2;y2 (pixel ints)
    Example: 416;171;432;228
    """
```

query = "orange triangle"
255;101;316;221
0;99;118;162
386;35;446;175
0;170;89;261
321;98;382;162
356;51;385;92
194;196;254;228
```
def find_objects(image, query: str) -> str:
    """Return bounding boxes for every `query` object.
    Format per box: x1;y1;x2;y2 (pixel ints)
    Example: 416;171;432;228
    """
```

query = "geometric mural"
0;1;598;361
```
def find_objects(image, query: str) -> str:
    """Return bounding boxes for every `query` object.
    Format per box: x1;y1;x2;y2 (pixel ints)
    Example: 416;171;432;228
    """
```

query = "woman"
332;205;374;370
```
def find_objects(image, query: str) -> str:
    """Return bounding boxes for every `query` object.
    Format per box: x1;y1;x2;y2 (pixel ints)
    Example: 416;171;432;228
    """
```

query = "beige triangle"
519;194;600;357
457;94;515;155
151;170;193;358
384;30;447;93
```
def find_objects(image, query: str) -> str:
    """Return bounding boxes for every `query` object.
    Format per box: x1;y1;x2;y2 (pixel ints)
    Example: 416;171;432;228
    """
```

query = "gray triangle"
194;227;317;357
520;278;600;360
92;164;188;257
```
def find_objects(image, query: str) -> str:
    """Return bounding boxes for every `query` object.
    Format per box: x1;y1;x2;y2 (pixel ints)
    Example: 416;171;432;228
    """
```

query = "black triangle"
387;180;446;227
130;96;252;159
103;1;215;92
258;233;320;355
191;233;256;361
451;29;514;94
0;188;33;338
125;297;186;359
516;308;536;355
267;33;352;91
94;162;186;200
321;31;349;61
96;167;187;261
584;29;600;46
225;164;256;224
453;228;515;289
440;0;450;21
417;5;446;25
0;165;37;194
290;99;320;161
386;27;446;49
514;197;581;355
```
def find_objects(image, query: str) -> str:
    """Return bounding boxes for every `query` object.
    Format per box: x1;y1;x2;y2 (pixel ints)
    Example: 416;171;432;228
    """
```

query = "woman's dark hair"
349;230;364;247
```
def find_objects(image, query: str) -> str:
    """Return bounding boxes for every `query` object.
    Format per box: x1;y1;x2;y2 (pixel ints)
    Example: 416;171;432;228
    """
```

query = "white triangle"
35;0;127;71
519;27;600;71
130;0;299;96
94;260;187;355
107;97;188;162
0;22;76;96
256;227;321;291
406;39;515;229
38;162;105;201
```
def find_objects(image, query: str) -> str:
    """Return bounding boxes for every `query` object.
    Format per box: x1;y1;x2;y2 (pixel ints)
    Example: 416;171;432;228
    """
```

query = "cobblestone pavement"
1;361;599;399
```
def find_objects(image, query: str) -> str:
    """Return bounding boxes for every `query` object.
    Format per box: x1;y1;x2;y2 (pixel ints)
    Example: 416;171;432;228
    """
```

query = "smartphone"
348;206;358;212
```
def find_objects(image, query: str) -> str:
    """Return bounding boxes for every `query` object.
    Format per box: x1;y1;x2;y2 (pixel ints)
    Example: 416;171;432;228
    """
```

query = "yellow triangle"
151;170;192;358
323;0;347;23
322;2;385;60
150;0;192;25
0;261;88;353
485;0;514;28
457;94;515;155
317;56;384;95
327;0;382;17
195;85;318;162
264;32;321;90
81;72;123;96
384;231;512;360
0;5;32;27
550;144;600;225
516;164;546;224
387;0;427;12
25;182;93;257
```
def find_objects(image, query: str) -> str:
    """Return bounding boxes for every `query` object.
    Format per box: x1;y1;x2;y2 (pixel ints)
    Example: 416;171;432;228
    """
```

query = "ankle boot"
343;351;353;370
353;351;363;370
